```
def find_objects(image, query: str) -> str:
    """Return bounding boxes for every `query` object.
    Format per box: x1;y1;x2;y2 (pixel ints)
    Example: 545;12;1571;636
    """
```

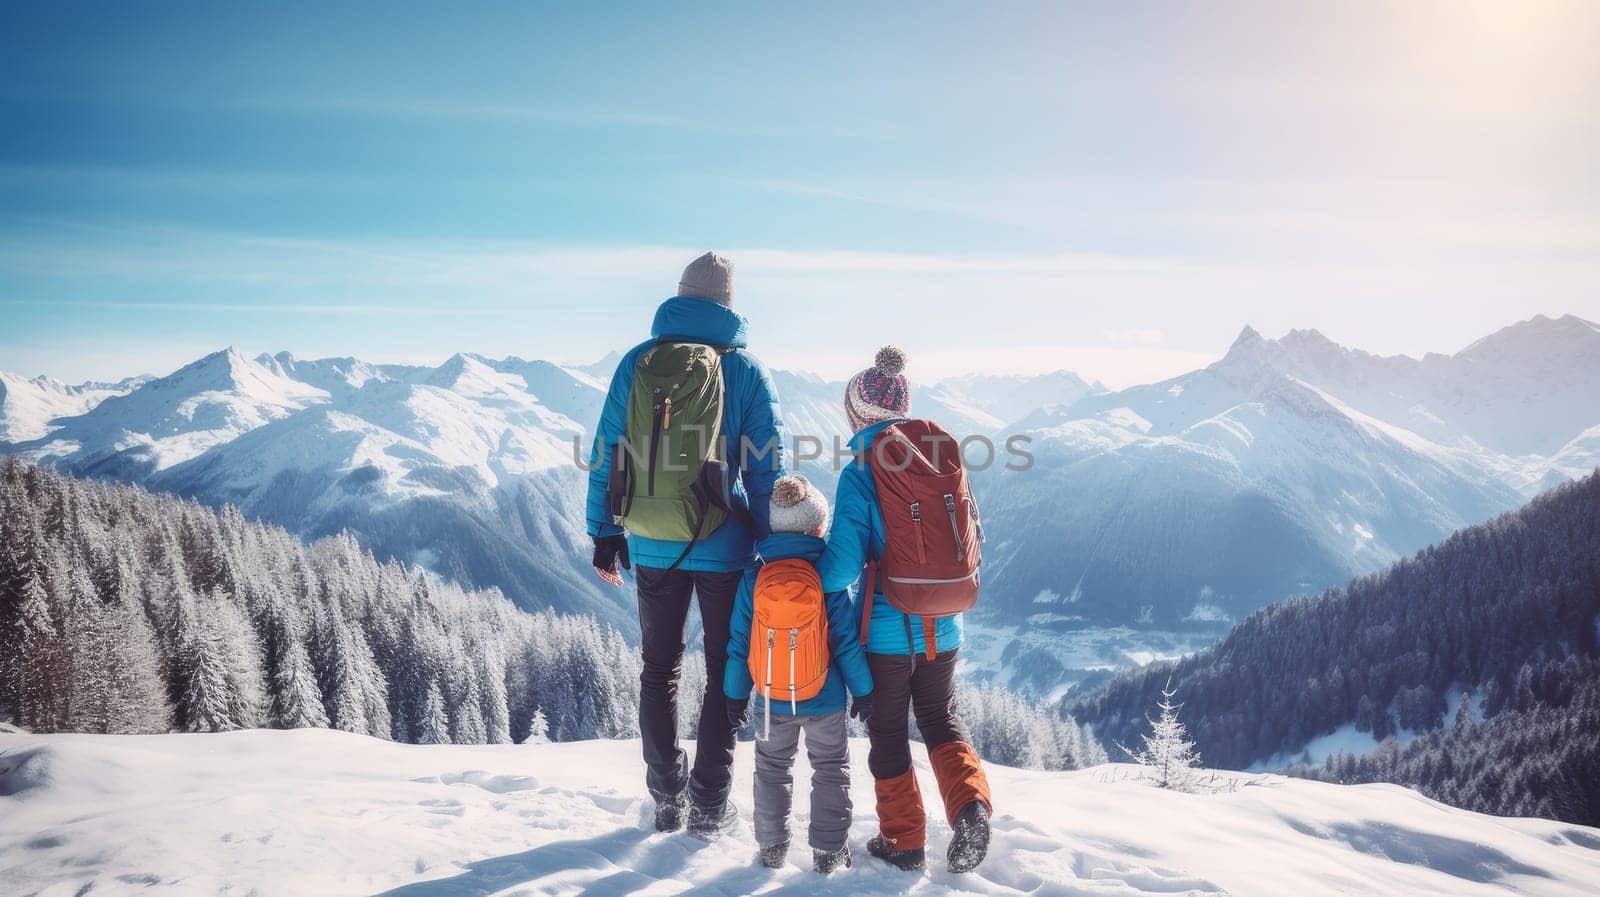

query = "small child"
725;475;874;873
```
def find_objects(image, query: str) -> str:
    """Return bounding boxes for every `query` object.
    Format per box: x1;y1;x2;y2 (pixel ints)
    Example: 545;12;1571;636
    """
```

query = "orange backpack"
748;557;829;735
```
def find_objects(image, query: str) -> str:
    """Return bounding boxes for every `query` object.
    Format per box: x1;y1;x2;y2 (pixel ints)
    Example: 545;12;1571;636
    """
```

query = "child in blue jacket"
725;475;874;874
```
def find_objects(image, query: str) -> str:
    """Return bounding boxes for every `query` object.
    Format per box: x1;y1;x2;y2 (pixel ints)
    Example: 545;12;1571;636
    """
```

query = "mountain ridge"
3;314;1595;647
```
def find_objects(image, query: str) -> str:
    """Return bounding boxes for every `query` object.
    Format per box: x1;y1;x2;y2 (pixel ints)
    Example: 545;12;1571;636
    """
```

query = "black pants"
865;649;970;780
636;565;742;810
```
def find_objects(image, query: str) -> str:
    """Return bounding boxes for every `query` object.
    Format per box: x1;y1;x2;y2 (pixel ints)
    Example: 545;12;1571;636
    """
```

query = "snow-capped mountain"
1233;314;1600;459
2;314;1595;646
3;347;620;628
14;348;330;481
0;371;148;444
924;370;1109;431
5;731;1597;897
976;316;1598;636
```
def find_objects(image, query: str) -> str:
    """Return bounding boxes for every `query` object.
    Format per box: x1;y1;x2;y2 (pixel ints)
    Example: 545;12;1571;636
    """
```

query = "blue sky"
2;2;1596;386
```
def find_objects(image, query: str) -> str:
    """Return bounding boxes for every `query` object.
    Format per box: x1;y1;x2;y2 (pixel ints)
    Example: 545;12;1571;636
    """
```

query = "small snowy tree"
1120;678;1202;790
521;707;549;745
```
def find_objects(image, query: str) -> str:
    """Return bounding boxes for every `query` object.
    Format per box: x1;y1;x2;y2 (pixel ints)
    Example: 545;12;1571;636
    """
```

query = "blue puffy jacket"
585;296;786;572
814;420;964;656
724;533;873;714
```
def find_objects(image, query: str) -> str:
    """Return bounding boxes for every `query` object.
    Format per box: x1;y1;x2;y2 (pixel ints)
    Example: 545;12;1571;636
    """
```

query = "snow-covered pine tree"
1077;722;1109;766
101;597;172;733
1122;678;1202;790
521;707;549;745
211;595;268;729
178;601;240;732
1451;691;1476;739
475;641;512;745
312;601;367;734
272;635;329;729
418;681;450;745
450;667;488;745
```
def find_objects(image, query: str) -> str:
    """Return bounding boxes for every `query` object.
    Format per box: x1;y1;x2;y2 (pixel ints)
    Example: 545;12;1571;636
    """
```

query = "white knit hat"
768;475;830;535
678;251;734;306
845;346;911;431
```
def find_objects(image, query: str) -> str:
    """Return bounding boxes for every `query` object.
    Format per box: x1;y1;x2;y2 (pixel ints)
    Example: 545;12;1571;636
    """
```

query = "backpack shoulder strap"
858;560;876;646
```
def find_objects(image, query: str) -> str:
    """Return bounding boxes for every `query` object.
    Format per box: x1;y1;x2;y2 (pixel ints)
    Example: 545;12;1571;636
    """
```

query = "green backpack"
606;341;740;558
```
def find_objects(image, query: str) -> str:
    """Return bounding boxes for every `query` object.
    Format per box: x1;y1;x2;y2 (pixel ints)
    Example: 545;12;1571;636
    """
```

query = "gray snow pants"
752;709;852;852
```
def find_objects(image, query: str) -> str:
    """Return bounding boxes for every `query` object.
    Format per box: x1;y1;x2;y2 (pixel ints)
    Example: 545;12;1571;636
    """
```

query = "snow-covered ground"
4;731;1598;897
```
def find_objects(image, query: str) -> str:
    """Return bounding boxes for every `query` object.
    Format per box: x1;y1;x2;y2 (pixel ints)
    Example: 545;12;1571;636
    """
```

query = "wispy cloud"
244;94;897;140
0;299;551;316
0;219;1186;287
734;248;1182;275
1102;328;1167;346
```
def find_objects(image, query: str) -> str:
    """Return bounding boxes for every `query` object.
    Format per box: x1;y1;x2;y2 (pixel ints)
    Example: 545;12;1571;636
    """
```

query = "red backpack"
860;419;982;658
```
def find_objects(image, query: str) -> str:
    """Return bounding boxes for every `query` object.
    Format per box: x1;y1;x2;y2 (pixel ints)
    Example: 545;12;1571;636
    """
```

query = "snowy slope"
3;347;621;626
3;731;1597;897
1238;315;1600;460
0;372;147;444
981;327;1529;632
12;348;329;479
144;352;616;627
926;370;1109;431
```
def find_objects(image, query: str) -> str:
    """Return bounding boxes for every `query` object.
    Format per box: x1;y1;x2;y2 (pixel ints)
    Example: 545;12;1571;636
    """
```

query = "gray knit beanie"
768;475;830;535
678;251;734;306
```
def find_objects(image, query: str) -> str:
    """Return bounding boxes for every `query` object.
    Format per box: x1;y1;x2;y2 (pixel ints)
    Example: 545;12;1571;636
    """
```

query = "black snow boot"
947;800;991;873
813;845;852;874
759;840;789;869
686;802;739;841
654;794;688;833
866;834;926;871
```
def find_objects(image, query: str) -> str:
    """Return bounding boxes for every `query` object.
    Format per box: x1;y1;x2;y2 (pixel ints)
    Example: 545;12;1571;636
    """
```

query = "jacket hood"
651;296;749;349
846;418;908;453
756;532;825;562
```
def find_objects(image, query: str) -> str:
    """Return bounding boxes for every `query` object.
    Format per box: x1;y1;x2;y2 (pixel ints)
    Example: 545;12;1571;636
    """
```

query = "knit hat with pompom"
768;474;830;535
845;346;911;431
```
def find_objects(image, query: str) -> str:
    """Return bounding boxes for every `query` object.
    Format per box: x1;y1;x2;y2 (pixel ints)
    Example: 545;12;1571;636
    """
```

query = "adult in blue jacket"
814;347;992;874
584;252;786;838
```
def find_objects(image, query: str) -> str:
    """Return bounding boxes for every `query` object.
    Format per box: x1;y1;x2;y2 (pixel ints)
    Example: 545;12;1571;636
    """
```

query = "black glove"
726;697;750;729
849;694;875;723
593;534;630;573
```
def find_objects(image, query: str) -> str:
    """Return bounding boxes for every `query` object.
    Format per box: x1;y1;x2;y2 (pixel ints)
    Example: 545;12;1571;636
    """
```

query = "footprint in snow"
435;771;541;794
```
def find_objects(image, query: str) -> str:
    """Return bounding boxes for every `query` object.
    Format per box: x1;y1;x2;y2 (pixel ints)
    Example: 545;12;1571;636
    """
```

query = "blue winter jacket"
724;533;874;715
814;420;964;656
585;297;786;572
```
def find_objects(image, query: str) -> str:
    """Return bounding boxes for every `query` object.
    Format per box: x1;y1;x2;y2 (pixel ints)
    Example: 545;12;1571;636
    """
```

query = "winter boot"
928;739;993;871
759;840;789;869
947;799;991;873
686;802;739;840
873;768;928;860
866;834;926;871
813;844;852;874
654;793;688;833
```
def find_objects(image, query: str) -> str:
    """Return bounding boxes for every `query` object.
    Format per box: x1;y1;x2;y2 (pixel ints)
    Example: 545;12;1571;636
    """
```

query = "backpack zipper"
647;386;664;495
910;501;927;563
788;628;798;714
763;628;775;741
944;493;966;563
